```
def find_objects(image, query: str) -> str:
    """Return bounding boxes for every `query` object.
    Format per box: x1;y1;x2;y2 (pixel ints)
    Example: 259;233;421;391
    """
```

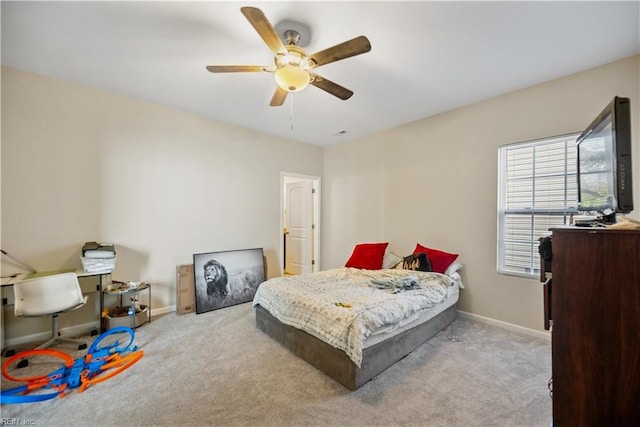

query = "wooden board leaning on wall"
176;264;196;315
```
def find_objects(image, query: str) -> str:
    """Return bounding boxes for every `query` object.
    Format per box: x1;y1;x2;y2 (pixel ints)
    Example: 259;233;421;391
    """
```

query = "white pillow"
444;261;465;289
448;271;465;289
382;251;402;269
444;261;462;276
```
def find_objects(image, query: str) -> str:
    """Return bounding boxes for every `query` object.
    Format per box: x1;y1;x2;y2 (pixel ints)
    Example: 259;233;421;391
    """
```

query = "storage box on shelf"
103;305;149;329
102;280;151;330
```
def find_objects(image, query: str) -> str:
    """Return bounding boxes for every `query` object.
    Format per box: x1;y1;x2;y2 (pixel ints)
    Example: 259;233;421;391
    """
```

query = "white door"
285;180;313;275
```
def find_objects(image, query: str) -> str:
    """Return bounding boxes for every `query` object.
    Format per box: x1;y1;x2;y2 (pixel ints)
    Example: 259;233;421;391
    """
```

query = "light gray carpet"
1;303;552;426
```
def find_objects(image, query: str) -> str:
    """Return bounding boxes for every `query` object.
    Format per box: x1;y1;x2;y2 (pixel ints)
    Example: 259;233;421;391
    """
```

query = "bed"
252;246;463;390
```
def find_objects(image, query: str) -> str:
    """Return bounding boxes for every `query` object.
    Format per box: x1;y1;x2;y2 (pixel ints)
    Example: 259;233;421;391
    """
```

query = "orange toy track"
1;326;143;404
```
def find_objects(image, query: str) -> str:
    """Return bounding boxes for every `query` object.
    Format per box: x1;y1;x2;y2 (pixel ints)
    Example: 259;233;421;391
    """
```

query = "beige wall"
322;55;640;332
2;56;639;343
1;67;323;341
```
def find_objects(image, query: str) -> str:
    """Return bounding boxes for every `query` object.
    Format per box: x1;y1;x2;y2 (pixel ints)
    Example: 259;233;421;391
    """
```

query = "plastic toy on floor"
1;326;143;404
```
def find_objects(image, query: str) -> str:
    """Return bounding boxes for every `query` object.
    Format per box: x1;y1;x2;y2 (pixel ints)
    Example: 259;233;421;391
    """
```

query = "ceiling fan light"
283;53;302;66
274;64;310;92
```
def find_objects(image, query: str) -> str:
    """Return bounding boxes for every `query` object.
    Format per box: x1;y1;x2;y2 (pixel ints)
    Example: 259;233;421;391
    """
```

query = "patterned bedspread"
252;268;452;367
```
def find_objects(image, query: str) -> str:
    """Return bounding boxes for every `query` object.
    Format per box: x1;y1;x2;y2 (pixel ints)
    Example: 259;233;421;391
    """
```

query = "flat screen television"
576;96;634;221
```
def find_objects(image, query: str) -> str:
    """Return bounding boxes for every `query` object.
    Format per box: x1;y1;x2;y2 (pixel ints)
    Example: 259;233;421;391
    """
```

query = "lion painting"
193;248;265;314
203;259;229;299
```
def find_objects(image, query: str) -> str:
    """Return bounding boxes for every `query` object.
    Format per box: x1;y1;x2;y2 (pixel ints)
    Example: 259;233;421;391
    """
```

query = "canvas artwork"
193;248;265;314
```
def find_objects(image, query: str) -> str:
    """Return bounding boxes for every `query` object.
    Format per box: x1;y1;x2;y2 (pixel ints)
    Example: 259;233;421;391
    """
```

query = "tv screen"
577;114;616;211
577;96;633;217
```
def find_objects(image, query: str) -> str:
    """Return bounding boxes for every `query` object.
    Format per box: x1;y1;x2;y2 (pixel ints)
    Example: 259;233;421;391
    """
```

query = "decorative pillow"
345;242;389;270
402;252;432;272
413;244;459;274
382;251;403;269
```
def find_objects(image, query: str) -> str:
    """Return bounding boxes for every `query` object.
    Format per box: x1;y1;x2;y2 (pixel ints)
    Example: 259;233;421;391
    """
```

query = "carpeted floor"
1;303;552;426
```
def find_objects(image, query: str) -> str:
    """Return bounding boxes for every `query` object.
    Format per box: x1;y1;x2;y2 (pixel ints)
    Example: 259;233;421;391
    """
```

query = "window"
498;133;579;277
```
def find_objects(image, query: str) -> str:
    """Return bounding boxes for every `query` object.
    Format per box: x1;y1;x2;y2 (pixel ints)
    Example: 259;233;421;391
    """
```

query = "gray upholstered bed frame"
255;303;457;390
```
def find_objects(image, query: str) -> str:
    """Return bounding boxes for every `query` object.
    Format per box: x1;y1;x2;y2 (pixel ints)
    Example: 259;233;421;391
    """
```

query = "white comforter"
252;268;452;367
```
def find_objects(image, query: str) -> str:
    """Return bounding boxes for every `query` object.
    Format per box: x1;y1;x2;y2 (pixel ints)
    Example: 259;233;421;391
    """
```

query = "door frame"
280;172;321;275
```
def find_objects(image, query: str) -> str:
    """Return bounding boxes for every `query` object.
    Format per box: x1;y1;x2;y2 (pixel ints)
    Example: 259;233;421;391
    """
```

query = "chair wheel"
17;358;29;369
78;343;88;350
90;329;98;336
5;349;16;357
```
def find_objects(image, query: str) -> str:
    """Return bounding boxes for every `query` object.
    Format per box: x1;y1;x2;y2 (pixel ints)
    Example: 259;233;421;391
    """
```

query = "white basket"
104;305;149;329
82;256;116;273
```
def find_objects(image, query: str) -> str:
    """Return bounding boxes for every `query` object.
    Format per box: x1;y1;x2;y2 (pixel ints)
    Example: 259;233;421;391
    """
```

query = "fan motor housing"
274;20;312;47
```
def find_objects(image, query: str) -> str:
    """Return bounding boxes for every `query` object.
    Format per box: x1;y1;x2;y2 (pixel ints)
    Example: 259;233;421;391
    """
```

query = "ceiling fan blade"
240;7;287;56
206;65;270;73
308;36;371;68
309;73;353;100
270;87;288;107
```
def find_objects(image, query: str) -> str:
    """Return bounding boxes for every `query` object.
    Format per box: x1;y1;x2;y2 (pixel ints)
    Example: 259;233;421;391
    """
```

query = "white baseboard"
4;307;548;349
457;310;551;341
151;305;174;317
4;321;100;350
4;307;175;350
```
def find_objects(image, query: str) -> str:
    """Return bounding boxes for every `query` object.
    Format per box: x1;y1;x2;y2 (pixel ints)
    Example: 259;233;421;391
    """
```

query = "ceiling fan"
206;7;371;107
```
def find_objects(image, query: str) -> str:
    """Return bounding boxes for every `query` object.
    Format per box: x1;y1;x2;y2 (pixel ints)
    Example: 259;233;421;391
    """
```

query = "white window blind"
498;133;579;277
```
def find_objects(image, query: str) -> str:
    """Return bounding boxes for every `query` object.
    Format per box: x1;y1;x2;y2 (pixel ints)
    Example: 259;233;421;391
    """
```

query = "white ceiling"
2;1;639;147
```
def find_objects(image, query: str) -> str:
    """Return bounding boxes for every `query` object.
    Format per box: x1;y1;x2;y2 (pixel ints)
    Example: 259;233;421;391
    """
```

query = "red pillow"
413;244;459;274
345;243;389;270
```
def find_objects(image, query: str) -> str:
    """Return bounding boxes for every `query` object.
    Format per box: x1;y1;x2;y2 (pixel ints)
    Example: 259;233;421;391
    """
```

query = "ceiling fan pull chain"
290;94;294;131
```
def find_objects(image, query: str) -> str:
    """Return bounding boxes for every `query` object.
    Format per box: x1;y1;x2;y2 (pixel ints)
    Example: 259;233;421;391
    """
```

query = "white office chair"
13;272;88;354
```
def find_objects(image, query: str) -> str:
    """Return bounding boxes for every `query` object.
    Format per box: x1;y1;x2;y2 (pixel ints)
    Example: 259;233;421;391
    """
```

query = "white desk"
1;269;112;352
1;269;111;285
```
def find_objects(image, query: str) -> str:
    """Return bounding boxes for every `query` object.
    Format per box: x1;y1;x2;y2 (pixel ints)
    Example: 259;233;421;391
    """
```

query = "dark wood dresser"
550;227;640;426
